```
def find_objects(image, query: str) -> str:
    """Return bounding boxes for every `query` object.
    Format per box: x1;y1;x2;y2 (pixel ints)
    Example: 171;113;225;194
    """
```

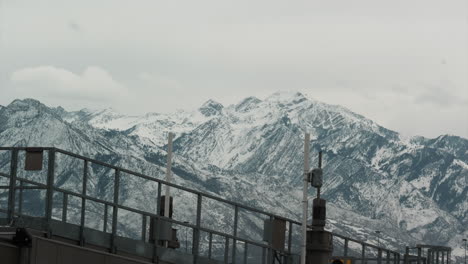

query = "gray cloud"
0;0;466;138
413;83;468;107
68;21;81;32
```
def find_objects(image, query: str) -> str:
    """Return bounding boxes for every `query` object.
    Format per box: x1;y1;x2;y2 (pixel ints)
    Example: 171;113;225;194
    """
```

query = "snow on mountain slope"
0;98;313;254
60;92;467;258
1;94;467;261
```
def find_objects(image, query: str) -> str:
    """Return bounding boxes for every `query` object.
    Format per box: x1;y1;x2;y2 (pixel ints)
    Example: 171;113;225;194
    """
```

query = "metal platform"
0;225;203;264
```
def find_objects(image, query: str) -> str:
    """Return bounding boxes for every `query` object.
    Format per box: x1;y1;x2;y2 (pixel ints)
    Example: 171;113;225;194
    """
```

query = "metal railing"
0;147;405;264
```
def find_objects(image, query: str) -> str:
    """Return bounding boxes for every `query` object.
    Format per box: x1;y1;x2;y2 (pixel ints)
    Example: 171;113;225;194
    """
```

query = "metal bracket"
12;228;32;248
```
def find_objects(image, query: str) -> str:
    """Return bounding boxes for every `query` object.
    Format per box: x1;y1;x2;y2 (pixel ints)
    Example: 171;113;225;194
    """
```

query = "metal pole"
183;221;189;253
62;193;68;222
232;205;239;263
243;243;248;264
376;231;381;248
417;247;422;264
141;214;147;242
111;169;120;253
267;215;273;264
378;248;382;264
405;246;410;264
301;133;310;264
45;149;56;223
103;204;108;232
18;181;23;214
80;160;88;245
193;194;202;263
164;132;174;218
262;247;266;264
287;221;292;254
7;149;18;223
224;237;229;264
464;239;467;264
344;238;348;257
362;244;366;264
317;151;322;199
208;233;212;258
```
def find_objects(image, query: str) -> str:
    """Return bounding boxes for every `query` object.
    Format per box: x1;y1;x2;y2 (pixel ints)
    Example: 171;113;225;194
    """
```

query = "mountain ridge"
0;95;466;261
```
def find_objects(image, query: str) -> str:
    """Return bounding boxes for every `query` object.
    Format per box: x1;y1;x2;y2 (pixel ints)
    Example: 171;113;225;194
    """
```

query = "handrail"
0;146;404;263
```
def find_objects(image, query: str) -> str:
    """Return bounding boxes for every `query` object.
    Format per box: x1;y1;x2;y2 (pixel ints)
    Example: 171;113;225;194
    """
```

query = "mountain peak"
265;91;308;104
199;99;224;116
6;98;56;115
235;96;262;112
8;98;44;108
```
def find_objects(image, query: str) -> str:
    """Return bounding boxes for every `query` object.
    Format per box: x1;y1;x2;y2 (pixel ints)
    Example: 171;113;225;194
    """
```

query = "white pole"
164;132;174;218
301;133;310;264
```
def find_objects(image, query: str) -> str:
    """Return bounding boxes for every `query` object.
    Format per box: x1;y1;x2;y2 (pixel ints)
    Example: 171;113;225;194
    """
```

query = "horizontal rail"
0;147;298;257
54;148;293;222
0;147;296;222
52;186;288;254
332;233;400;255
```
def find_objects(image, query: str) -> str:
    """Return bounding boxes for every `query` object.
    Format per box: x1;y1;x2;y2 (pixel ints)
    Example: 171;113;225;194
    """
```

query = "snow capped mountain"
0;93;466;261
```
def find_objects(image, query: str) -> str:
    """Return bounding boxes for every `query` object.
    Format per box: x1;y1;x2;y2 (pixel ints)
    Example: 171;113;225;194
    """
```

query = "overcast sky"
0;0;467;138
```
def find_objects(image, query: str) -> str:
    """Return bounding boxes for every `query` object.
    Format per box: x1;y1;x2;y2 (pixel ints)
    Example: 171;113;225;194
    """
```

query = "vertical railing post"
7;149;19;223
386;250;390;264
45;149;56;223
243;242;248;264
267;215;273;264
232;205;239;264
208;232;213;259
344;238;349;257
152;182;162;263
224;237;229;264
417;247;422;264
287;221;292;254
361;244;366;264
141;214;147;242
18;180;23;215
378;248;383;264
262;247;266;264
110;169;120;253
62;193;68;222
80;160;88;245
405;246;410;264
103;204;108;233
156;182;161;216
192;193;202;263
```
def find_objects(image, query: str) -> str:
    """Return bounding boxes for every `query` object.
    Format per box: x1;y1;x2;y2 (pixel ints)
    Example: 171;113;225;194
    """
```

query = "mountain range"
0;92;466;261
